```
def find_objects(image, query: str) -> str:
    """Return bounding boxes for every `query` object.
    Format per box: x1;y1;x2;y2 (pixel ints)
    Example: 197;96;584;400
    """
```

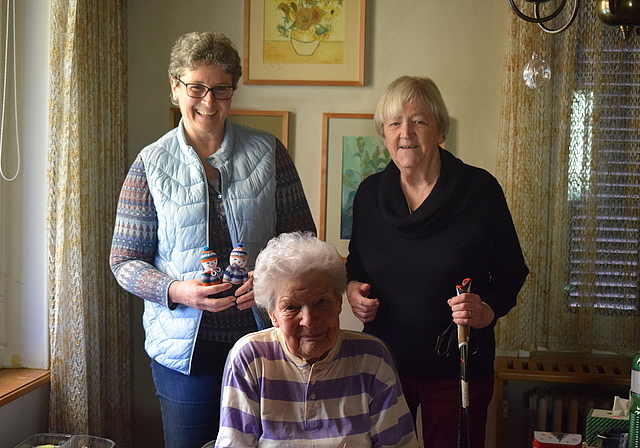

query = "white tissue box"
585;408;629;447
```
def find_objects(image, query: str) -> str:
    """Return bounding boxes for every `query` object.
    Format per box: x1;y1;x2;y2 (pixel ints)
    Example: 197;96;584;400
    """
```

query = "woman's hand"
447;293;495;329
234;272;256;311
347;281;380;323
168;279;236;312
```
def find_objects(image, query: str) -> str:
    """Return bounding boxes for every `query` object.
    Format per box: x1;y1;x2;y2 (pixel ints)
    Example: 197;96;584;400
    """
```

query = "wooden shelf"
0;368;51;407
495;352;631;386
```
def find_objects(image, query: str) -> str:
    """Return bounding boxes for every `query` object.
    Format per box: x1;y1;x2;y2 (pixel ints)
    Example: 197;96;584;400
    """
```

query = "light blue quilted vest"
141;120;276;374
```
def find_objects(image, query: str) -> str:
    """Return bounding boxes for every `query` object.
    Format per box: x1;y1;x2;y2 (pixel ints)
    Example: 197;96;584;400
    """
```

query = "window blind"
567;41;640;313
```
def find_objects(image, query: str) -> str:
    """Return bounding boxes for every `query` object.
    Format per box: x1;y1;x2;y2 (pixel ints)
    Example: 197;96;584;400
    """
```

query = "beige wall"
128;0;509;207
127;1;509;447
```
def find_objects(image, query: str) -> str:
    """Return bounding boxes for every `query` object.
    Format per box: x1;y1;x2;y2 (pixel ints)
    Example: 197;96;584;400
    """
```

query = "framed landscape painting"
320;113;390;257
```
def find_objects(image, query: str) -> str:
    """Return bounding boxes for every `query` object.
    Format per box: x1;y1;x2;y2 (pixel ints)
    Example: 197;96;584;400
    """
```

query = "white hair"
253;232;346;312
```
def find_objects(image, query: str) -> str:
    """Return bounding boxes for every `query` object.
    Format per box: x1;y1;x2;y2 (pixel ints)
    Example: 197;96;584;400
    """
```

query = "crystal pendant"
523;53;551;90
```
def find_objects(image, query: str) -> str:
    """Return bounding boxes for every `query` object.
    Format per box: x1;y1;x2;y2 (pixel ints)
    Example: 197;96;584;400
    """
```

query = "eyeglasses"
176;78;235;100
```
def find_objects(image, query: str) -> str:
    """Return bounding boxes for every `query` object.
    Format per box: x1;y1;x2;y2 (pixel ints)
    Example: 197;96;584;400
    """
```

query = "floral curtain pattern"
47;1;131;444
495;7;640;356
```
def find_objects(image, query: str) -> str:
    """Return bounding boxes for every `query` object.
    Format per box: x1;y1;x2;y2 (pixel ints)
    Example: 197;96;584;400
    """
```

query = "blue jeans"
151;340;233;448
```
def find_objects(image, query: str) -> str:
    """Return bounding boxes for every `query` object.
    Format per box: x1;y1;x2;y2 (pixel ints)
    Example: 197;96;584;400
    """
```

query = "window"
0;0;50;370
567;39;640;313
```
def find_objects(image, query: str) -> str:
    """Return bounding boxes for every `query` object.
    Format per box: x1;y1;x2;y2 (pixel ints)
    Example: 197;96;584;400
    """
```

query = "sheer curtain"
47;1;131;444
495;6;640;356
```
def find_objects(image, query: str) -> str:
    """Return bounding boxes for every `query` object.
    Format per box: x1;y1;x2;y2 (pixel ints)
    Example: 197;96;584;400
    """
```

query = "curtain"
47;1;131;445
495;6;640;356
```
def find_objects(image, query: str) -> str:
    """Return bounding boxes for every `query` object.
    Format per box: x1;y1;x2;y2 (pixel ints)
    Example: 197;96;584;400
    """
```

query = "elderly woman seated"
215;232;419;448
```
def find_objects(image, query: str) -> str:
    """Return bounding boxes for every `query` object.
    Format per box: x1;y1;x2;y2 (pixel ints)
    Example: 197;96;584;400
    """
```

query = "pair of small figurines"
201;243;248;287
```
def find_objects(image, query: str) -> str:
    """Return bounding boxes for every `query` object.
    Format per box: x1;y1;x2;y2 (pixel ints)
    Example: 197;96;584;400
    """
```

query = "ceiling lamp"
596;0;640;39
509;0;640;39
509;0;580;34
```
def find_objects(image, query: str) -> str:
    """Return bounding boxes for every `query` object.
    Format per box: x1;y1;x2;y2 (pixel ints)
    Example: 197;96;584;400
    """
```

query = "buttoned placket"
302;363;325;431
217;191;226;218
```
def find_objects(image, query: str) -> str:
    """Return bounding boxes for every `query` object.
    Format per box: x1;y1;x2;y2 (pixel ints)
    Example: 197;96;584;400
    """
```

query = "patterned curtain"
495;5;640;356
47;1;131;444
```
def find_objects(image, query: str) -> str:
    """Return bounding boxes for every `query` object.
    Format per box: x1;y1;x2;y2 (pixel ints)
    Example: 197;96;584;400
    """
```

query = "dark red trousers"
400;375;494;448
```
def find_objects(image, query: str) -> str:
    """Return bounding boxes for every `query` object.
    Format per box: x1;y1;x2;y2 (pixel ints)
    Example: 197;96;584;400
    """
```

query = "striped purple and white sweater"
216;328;419;448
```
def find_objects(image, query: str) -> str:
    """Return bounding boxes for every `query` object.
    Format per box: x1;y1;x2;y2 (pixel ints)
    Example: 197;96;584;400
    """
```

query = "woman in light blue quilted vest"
110;31;316;448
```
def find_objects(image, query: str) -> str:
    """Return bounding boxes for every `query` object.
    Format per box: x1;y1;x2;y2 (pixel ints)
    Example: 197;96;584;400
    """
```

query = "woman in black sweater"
346;76;529;448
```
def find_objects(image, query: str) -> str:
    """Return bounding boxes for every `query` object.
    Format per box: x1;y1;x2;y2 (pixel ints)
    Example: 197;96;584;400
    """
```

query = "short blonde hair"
373;76;450;140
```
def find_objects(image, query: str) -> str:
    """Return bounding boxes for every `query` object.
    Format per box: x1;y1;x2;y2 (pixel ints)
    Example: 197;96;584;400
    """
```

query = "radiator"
526;387;613;436
494;353;631;448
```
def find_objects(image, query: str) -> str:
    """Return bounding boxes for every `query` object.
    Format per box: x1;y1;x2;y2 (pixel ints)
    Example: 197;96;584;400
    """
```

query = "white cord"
0;0;20;182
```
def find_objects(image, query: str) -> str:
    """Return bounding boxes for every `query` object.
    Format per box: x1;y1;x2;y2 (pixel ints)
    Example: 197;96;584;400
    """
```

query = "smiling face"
383;100;444;172
202;259;217;270
269;271;342;364
171;62;233;145
230;255;247;269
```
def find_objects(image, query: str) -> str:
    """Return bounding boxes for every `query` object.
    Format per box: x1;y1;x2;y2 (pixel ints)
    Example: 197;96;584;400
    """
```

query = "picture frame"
169;108;290;147
320;113;390;258
243;0;366;86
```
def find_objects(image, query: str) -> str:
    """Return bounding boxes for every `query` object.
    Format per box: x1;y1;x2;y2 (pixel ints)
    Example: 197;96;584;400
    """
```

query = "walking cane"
456;278;472;448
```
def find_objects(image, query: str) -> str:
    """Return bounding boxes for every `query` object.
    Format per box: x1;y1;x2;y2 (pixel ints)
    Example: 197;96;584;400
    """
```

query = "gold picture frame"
169;108;290;147
243;0;366;86
320;113;389;258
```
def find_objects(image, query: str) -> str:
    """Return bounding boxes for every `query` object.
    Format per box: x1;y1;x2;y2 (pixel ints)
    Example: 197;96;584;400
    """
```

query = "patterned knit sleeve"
274;139;317;235
109;155;174;307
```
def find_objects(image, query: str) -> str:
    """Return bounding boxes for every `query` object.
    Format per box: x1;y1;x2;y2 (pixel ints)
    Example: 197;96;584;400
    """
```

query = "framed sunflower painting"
243;0;366;86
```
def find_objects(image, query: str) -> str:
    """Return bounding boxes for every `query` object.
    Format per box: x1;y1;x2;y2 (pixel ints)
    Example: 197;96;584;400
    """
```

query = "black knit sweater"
346;148;529;379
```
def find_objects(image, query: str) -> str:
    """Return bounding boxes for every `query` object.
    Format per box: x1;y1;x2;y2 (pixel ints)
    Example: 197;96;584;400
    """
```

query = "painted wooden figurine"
223;243;249;285
201;246;223;286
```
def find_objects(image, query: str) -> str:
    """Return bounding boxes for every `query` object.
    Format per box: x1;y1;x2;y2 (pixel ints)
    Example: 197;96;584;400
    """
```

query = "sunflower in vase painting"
275;0;344;56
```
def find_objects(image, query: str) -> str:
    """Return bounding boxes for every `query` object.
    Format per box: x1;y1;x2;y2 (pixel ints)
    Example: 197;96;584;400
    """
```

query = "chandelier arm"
536;0;580;33
509;0;569;24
